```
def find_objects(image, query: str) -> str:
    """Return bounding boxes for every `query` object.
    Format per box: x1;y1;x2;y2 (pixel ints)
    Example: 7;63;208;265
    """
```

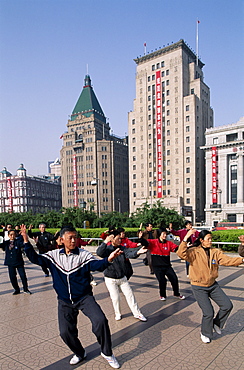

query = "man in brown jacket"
177;229;244;344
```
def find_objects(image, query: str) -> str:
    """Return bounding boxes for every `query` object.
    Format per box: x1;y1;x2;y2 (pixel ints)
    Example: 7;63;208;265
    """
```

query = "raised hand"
108;248;123;262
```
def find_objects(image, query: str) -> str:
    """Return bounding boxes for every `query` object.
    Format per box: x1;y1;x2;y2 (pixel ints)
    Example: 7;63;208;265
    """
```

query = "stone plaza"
0;249;243;369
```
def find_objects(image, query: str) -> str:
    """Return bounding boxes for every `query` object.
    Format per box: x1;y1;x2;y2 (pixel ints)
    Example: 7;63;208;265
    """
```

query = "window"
167;170;170;175
161;71;165;77
167;120;170;126
148;115;151;120
186;136;190;142
167;160;170;165
152;65;155;71
133;183;136;188
101;146;107;151
166;69;169;75
156;63;160;69
132;128;135;134
186;147;190;152
161;61;164;67
148;76;150;82
167;130;170;136
186;126;190;132
186;198;190;204
148;95;151;101
133;165;136;170
186;105;189;111
167;150;170;155
148;105;151;111
186;167;190;173
132;147;136;152
226;133;238;142
186;157;190;163
191;88;194;94
213;137;218;144
167;110;170;116
186;178;190;183
149;134;151;140
186;188;190;194
166;90;170;96
152;75;155;80
186;116;190;122
132;137;136;143
167;180;170;185
166;80;169;86
133;192;136;197
166;100;170;106
133;156;136;161
167;140;170;146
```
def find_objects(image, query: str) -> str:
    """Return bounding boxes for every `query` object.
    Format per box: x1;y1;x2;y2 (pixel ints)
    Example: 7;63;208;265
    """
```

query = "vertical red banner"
212;146;218;204
156;70;162;198
7;178;13;213
73;154;78;207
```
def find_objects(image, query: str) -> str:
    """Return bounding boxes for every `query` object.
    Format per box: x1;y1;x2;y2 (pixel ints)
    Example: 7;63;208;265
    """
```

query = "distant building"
48;158;61;177
0;164;62;213
202;117;244;226
128;39;213;222
60;75;129;213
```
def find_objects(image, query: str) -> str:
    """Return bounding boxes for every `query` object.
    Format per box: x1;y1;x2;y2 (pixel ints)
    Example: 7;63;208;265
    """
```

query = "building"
128;39;213;222
60;75;129;213
202;117;244;226
0;164;62;213
48;158;62;177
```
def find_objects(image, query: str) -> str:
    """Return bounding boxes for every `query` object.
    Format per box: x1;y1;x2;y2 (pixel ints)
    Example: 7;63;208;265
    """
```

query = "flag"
59;134;63;139
197;20;200;23
144;42;146;47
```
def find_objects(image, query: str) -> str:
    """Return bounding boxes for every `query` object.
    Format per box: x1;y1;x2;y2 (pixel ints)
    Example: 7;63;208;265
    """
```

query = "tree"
131;201;185;229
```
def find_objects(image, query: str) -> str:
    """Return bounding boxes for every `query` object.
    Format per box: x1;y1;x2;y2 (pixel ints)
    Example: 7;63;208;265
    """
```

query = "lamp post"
117;198;121;213
91;178;101;218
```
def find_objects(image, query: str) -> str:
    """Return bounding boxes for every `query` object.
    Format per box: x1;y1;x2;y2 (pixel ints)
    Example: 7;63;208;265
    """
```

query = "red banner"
73;154;78;207
7;178;13;213
212;146;218;204
156;70;162;198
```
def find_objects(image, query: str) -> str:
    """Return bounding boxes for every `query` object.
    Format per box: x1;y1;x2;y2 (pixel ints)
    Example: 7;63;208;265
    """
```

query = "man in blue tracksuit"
22;225;121;368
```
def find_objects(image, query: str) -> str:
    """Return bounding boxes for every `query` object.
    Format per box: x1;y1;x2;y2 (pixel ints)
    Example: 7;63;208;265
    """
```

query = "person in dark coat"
28;223;55;276
0;229;31;295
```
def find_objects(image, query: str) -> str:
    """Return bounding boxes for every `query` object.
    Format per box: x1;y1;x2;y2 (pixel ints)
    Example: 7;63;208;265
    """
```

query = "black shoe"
13;290;20;295
24;290;32;294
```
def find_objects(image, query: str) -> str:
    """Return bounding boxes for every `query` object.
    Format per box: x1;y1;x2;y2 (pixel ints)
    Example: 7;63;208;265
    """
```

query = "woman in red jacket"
140;228;185;301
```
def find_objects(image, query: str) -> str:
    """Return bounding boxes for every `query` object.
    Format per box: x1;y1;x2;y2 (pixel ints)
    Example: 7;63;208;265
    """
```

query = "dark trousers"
8;265;28;292
58;295;112;357
154;266;180;298
192;282;233;339
39;254;49;275
147;250;154;273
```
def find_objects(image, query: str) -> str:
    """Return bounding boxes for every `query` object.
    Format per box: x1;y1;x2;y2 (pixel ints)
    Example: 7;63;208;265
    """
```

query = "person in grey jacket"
96;230;147;322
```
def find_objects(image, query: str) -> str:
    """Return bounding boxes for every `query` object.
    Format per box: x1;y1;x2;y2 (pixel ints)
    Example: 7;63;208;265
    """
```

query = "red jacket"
147;239;177;256
170;228;199;244
121;237;138;248
76;238;88;248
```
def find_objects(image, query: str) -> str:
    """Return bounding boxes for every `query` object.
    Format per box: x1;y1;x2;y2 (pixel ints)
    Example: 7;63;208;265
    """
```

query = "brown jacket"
177;241;243;287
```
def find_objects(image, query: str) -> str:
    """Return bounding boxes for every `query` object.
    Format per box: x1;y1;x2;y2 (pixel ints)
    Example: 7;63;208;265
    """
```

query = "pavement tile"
0;253;243;370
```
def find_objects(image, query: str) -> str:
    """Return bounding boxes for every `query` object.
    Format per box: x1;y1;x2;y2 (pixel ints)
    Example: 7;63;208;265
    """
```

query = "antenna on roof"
86;64;89;75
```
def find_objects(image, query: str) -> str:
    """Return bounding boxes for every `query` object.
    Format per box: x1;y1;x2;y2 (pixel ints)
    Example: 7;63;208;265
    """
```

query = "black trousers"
8;265;28;292
154;266;180;298
58;295;113;357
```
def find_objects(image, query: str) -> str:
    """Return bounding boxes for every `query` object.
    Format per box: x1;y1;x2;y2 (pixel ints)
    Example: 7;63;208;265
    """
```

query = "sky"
0;0;243;176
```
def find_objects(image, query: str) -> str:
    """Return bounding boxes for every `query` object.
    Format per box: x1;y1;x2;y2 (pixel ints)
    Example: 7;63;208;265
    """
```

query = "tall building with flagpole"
61;75;129;213
128;39;213;222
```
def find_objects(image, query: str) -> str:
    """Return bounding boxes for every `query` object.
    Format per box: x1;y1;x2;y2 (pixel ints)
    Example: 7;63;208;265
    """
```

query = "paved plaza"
0;248;243;370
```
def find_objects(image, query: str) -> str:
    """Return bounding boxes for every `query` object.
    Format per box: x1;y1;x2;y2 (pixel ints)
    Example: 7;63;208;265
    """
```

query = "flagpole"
144;42;147;55
196;19;199;66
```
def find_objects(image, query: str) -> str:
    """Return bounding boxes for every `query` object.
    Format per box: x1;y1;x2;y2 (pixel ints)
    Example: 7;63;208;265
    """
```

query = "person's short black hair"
145;223;153;227
185;220;192;227
117;227;125;234
60;227;77;238
157;228;168;238
110;230;120;237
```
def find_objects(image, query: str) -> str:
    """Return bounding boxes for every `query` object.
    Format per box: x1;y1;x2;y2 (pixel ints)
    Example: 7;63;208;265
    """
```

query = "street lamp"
91;178;101;218
80;200;87;210
117;199;121;213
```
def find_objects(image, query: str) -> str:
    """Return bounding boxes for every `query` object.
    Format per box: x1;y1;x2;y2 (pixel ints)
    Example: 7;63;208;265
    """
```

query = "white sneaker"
174;295;186;300
134;314;147;322
69;351;86;365
90;280;97;286
200;333;211;343
101;353;120;368
213;324;222;335
115;314;122;321
160;296;166;301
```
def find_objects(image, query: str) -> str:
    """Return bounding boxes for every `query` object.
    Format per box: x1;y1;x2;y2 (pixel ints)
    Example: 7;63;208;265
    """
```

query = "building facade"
60;75;129;213
0;164;62;213
128;39;213;222
202;117;244;226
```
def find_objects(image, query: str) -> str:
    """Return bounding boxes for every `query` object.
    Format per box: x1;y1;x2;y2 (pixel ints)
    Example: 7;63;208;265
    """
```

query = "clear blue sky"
0;0;243;176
